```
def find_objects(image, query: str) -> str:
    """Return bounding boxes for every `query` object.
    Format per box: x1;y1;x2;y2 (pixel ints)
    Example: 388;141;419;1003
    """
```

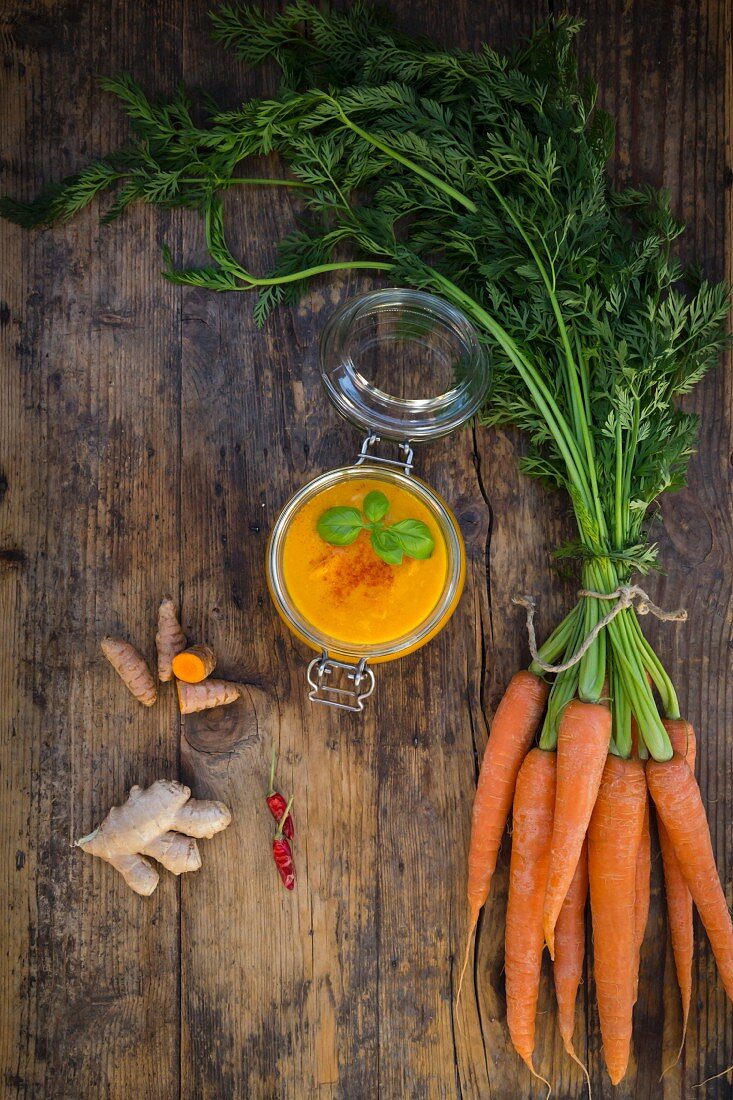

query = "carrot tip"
455;913;478;1011
521;1055;551;1099
542;911;556;958
660;1018;688;1080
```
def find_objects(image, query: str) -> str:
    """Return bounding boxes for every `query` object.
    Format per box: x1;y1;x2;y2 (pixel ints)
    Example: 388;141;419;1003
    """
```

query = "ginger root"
76;779;231;895
172;644;217;683
156;596;187;682
177;678;240;714
101;636;157;706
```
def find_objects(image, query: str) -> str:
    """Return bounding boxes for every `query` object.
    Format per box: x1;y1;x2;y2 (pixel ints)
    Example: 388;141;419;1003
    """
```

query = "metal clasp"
306;651;376;712
355;433;414;475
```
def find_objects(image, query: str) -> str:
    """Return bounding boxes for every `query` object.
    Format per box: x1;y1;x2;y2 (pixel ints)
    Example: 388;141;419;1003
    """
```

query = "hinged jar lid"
319;289;490;443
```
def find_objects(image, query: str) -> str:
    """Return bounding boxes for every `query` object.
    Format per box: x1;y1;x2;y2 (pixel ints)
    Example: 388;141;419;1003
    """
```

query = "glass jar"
266;288;490;711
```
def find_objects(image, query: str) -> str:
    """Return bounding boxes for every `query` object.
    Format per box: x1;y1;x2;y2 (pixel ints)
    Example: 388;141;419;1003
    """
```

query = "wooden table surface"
1;2;731;1097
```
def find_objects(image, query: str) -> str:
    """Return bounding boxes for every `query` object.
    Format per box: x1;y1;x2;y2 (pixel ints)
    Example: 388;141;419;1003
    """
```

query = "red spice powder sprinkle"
319;534;396;605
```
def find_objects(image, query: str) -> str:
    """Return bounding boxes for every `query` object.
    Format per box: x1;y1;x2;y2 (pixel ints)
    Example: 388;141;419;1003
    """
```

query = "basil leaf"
317;506;364;545
371;526;404;565
390;518;435;559
363;489;389;524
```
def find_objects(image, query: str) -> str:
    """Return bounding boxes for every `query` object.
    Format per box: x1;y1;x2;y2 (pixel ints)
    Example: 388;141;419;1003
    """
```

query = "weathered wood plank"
0;2;184;1096
175;8;381;1096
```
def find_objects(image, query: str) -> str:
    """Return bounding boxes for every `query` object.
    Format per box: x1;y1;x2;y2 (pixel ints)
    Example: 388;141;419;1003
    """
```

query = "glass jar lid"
319;288;490;442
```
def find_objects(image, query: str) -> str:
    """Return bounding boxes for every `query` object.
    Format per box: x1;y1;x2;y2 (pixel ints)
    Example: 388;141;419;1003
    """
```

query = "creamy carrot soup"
282;477;448;647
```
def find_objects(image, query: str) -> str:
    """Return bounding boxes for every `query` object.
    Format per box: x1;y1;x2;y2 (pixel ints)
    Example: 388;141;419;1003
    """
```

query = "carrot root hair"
660;1021;688;1080
659;958;690;1081
521;1056;552;1099
692;1063;733;1088
563;1041;592;1099
455;907;479;1010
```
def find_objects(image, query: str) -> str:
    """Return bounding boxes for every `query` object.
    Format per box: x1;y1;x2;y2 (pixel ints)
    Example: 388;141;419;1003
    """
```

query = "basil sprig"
317;490;435;566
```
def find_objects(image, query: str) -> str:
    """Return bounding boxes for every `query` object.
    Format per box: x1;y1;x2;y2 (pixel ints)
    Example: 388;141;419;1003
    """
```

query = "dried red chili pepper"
273;797;295;891
266;744;294;839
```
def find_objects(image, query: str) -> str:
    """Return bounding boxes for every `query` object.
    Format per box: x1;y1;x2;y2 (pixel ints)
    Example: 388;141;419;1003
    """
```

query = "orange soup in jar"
267;465;465;670
282;476;449;649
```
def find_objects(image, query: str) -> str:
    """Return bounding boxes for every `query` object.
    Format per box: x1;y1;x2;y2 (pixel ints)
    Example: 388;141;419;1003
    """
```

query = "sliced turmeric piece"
177;678;239;714
101;636;157;706
156;596;187;682
172;644;216;684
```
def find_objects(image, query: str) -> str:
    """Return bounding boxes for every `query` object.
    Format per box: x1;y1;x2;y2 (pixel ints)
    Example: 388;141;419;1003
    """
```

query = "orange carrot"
662;718;696;768
505;747;556;1080
633;795;651;1003
553;837;588;1059
543;699;612;957
657;720;697;1051
588;754;647;1086
647;752;733;1002
457;671;548;1000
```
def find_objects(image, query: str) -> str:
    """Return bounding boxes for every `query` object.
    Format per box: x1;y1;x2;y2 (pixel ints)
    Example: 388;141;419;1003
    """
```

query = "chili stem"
276;796;295;838
268;743;277;796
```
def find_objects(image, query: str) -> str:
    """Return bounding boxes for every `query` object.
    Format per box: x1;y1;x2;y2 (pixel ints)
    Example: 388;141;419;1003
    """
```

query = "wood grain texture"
0;2;185;1096
0;1;731;1097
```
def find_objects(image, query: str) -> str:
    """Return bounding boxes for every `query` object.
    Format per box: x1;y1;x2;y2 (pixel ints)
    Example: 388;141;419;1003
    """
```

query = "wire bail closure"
355;433;414;474
306;651;376;712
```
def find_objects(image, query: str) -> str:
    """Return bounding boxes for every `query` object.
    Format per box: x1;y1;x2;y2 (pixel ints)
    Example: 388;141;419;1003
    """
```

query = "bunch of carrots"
461;668;730;1087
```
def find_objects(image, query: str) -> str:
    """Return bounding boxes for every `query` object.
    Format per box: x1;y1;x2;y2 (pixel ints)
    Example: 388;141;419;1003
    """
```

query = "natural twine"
513;585;688;674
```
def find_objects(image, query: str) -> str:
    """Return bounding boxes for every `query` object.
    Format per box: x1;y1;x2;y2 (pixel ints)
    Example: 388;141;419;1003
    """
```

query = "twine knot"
513;585;687;674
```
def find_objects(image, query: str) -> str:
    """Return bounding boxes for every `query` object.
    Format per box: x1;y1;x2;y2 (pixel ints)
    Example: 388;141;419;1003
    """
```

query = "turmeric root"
76;779;231;895
101;636;157;706
177;678;240;714
172;644;216;684
156;596;187;682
